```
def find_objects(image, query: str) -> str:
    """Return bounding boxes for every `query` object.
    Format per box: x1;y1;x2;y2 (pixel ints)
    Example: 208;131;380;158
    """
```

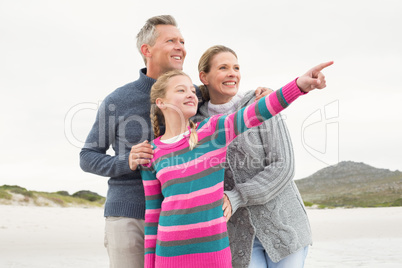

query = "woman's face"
200;52;241;104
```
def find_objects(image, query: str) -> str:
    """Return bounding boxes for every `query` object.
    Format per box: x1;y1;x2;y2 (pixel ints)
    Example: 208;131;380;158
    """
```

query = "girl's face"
157;75;198;121
200;52;241;104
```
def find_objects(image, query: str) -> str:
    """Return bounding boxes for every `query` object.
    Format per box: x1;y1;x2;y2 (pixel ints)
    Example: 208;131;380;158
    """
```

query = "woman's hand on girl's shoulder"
254;87;273;101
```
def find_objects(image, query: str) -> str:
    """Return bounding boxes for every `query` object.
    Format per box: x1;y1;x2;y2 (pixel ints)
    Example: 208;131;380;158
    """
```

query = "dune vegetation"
0;185;105;208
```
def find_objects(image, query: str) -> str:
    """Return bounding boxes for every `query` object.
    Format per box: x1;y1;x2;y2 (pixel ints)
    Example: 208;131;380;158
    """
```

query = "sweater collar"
198;90;256;118
207;93;243;116
136;68;157;93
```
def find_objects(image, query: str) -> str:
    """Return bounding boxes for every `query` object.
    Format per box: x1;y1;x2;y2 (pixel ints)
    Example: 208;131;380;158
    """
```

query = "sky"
1;0;401;197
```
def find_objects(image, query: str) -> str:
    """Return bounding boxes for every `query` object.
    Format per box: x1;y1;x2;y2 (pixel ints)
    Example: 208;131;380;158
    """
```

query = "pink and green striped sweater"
141;79;305;268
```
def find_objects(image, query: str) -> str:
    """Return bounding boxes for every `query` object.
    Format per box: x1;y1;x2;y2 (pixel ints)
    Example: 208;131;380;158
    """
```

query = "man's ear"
140;44;152;58
199;71;209;85
155;98;165;110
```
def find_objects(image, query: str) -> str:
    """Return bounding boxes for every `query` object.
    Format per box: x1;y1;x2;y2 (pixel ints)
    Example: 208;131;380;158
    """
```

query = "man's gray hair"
136;15;178;64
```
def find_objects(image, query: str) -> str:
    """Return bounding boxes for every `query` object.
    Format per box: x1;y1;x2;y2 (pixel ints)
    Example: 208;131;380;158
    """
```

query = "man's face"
147;25;186;76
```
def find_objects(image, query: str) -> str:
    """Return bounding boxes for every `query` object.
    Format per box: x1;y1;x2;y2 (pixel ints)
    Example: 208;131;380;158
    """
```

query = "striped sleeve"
141;168;162;268
223;78;304;143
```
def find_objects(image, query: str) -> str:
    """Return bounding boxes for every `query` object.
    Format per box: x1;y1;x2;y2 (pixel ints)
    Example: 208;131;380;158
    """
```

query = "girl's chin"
184;110;197;119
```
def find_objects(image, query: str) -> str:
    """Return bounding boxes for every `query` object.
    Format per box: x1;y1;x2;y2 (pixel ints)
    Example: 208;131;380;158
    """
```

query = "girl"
141;62;332;268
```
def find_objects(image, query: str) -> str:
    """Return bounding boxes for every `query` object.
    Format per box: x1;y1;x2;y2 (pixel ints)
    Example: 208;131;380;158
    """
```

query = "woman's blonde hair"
150;70;198;150
198;45;238;101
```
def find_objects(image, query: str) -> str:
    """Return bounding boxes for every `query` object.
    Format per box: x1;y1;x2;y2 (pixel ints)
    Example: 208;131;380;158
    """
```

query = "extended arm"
221;61;333;143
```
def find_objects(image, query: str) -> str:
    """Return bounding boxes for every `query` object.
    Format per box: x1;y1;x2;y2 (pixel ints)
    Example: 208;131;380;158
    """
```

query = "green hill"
295;161;402;208
3;161;401;209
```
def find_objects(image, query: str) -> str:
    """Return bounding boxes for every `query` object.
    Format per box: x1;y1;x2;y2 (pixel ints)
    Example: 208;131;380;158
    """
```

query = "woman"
140;62;331;268
196;45;313;268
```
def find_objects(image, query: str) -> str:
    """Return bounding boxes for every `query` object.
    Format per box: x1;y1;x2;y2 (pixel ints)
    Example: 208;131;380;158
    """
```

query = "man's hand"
222;194;232;222
129;140;154;170
297;61;334;93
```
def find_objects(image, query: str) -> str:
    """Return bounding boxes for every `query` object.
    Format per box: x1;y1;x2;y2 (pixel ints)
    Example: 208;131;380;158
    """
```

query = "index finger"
314;61;334;72
131;143;153;153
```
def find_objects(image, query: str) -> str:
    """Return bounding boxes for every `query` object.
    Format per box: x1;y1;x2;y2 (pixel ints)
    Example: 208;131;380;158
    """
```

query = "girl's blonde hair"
150;70;198;150
198;45;238;101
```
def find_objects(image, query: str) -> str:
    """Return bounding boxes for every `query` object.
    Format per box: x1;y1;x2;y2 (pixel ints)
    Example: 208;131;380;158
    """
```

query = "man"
80;15;195;268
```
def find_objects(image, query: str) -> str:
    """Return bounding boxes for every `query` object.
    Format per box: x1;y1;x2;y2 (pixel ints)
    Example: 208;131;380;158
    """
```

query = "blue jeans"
249;237;308;268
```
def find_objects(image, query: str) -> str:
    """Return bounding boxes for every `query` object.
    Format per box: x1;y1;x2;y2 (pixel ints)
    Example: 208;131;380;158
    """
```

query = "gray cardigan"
196;91;312;267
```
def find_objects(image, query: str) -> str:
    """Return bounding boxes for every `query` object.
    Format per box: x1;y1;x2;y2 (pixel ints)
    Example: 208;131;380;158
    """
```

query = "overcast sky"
1;0;401;196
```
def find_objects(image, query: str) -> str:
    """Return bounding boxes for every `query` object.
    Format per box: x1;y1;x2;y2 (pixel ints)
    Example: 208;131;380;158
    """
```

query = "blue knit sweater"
80;68;159;218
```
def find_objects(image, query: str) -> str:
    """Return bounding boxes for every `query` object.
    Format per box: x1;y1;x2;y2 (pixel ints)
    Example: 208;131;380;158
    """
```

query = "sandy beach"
1;205;401;268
